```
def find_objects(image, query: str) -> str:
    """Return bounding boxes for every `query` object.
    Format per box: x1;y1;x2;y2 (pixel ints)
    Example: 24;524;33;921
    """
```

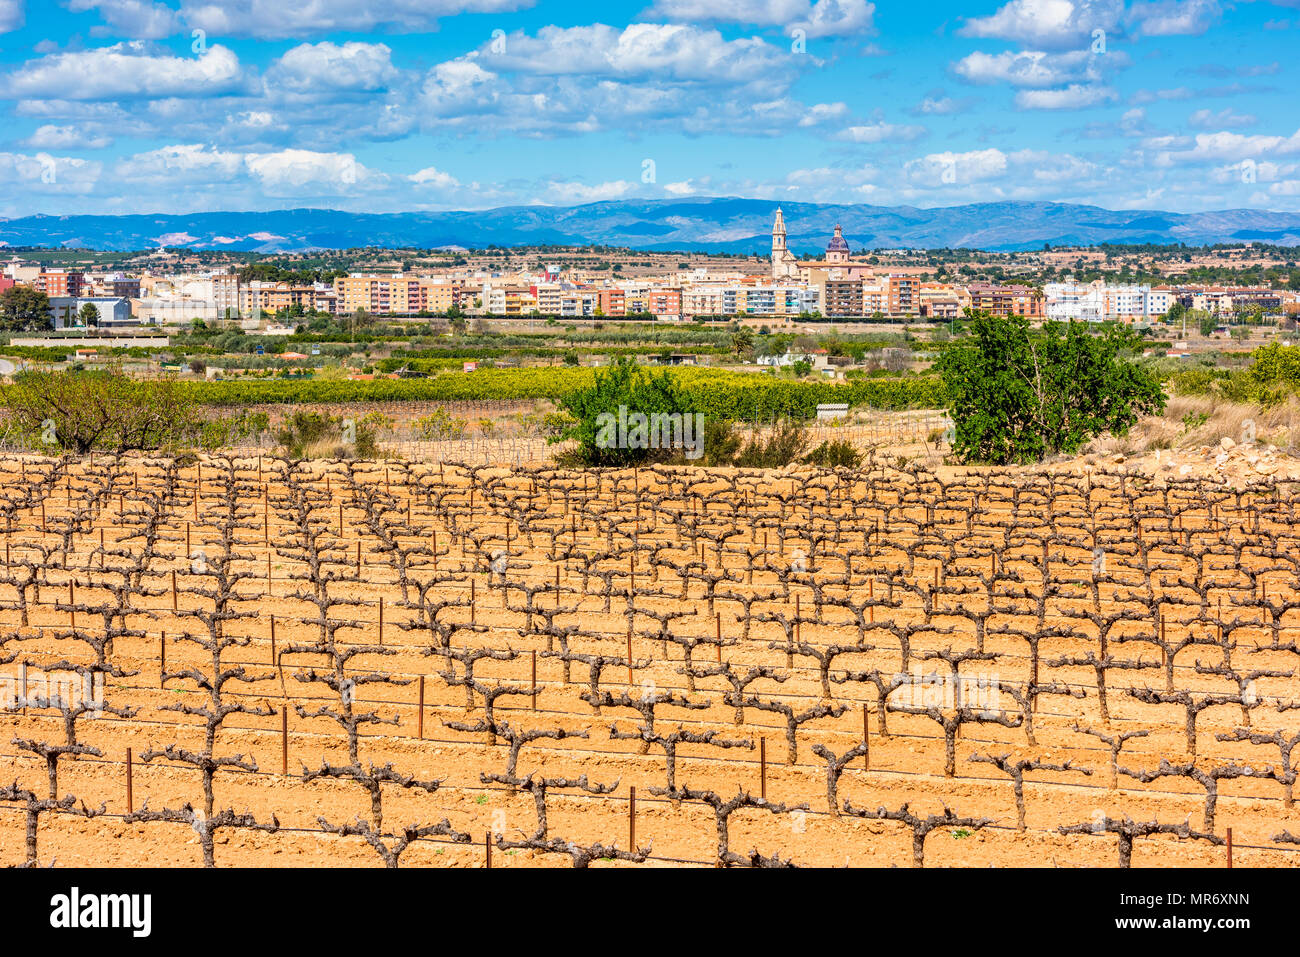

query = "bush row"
182;367;945;418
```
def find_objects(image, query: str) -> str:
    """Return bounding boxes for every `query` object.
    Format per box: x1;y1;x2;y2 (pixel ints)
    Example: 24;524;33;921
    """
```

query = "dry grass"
1087;393;1300;457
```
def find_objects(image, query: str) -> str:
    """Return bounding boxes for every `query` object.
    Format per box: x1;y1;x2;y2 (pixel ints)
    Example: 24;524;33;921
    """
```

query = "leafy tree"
77;303;101;327
3;369;201;453
935;311;1165;465
0;286;53;332
731;325;755;358
557;358;695;467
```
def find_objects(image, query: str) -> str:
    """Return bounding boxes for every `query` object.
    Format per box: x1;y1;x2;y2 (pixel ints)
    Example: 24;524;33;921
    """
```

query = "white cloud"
910;94;976;116
420;60;502;118
67;0;178;38
1163;130;1300;164
783;163;879;199
409;166;461;189
112;144;382;198
835;120;926;142
245;149;379;195
1189;107;1256;130
1;43;246;100
417;24;824;136
232;110;274;128
1129;0;1220;37
1015;83;1118;109
177;0;534;39
1208;160;1290;185
21;124;113;149
793;0;876;38
905;148;1010;185
798;102;850;126
953;49;1106;88
958;0;1123;50
0;151;101;193
0;0;22;33
269;42;400;93
1119;107;1147;134
543;180;636;204
479;24;793;86
115;144;246;183
645;0;875;37
1012;148;1097;181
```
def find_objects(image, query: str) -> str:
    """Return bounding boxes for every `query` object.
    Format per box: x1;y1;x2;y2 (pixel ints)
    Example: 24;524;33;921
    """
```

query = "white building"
1144;288;1173;317
49;297;133;328
135;297;222;325
1045;279;1156;321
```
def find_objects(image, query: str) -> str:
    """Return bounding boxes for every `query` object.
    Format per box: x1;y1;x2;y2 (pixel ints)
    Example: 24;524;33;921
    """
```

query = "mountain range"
3;198;1300;254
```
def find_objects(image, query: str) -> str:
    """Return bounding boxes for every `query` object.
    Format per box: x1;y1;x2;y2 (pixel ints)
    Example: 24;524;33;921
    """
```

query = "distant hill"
2;198;1300;253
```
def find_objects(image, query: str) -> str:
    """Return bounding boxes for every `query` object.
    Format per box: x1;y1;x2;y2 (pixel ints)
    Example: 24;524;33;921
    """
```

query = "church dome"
826;224;850;253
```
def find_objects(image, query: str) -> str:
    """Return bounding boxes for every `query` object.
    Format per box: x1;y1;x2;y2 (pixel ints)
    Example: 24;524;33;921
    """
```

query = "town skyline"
0;0;1297;218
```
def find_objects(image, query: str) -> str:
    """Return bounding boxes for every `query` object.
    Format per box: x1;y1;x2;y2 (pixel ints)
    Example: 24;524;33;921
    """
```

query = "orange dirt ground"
1;453;1298;868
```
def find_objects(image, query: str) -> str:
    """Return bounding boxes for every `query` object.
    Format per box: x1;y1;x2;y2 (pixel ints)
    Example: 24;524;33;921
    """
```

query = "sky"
0;0;1296;218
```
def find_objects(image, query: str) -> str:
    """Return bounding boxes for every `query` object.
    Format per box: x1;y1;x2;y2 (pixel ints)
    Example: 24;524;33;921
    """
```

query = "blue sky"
0;0;1296;217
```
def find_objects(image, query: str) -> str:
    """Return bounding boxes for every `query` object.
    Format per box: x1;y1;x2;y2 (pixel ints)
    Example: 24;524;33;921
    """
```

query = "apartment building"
1046;279;1157;321
213;272;241;317
35;270;84;298
824;279;865;317
241;281;324;316
919;284;966;319
558;291;599;317
966;282;1043;318
483;285;522;315
597;288;626;316
1104;283;1150;319
334;275;462;315
885;275;920;316
1146;287;1174;316
1045;279;1109;321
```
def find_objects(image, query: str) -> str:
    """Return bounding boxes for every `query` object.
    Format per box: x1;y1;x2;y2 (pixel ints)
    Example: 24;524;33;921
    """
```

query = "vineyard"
3;452;1300;868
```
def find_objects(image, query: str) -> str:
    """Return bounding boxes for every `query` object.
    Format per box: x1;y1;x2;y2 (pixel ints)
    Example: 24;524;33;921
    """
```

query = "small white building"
49;297;133;328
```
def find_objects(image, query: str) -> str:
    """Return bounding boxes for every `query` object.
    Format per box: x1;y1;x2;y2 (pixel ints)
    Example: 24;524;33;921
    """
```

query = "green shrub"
803;440;863;468
935;312;1166;464
734;420;809;468
275;410;387;460
414;407;468;440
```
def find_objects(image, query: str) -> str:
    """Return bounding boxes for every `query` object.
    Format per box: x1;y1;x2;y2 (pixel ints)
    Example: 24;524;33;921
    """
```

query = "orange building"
35;270;84;297
334;275;462;314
